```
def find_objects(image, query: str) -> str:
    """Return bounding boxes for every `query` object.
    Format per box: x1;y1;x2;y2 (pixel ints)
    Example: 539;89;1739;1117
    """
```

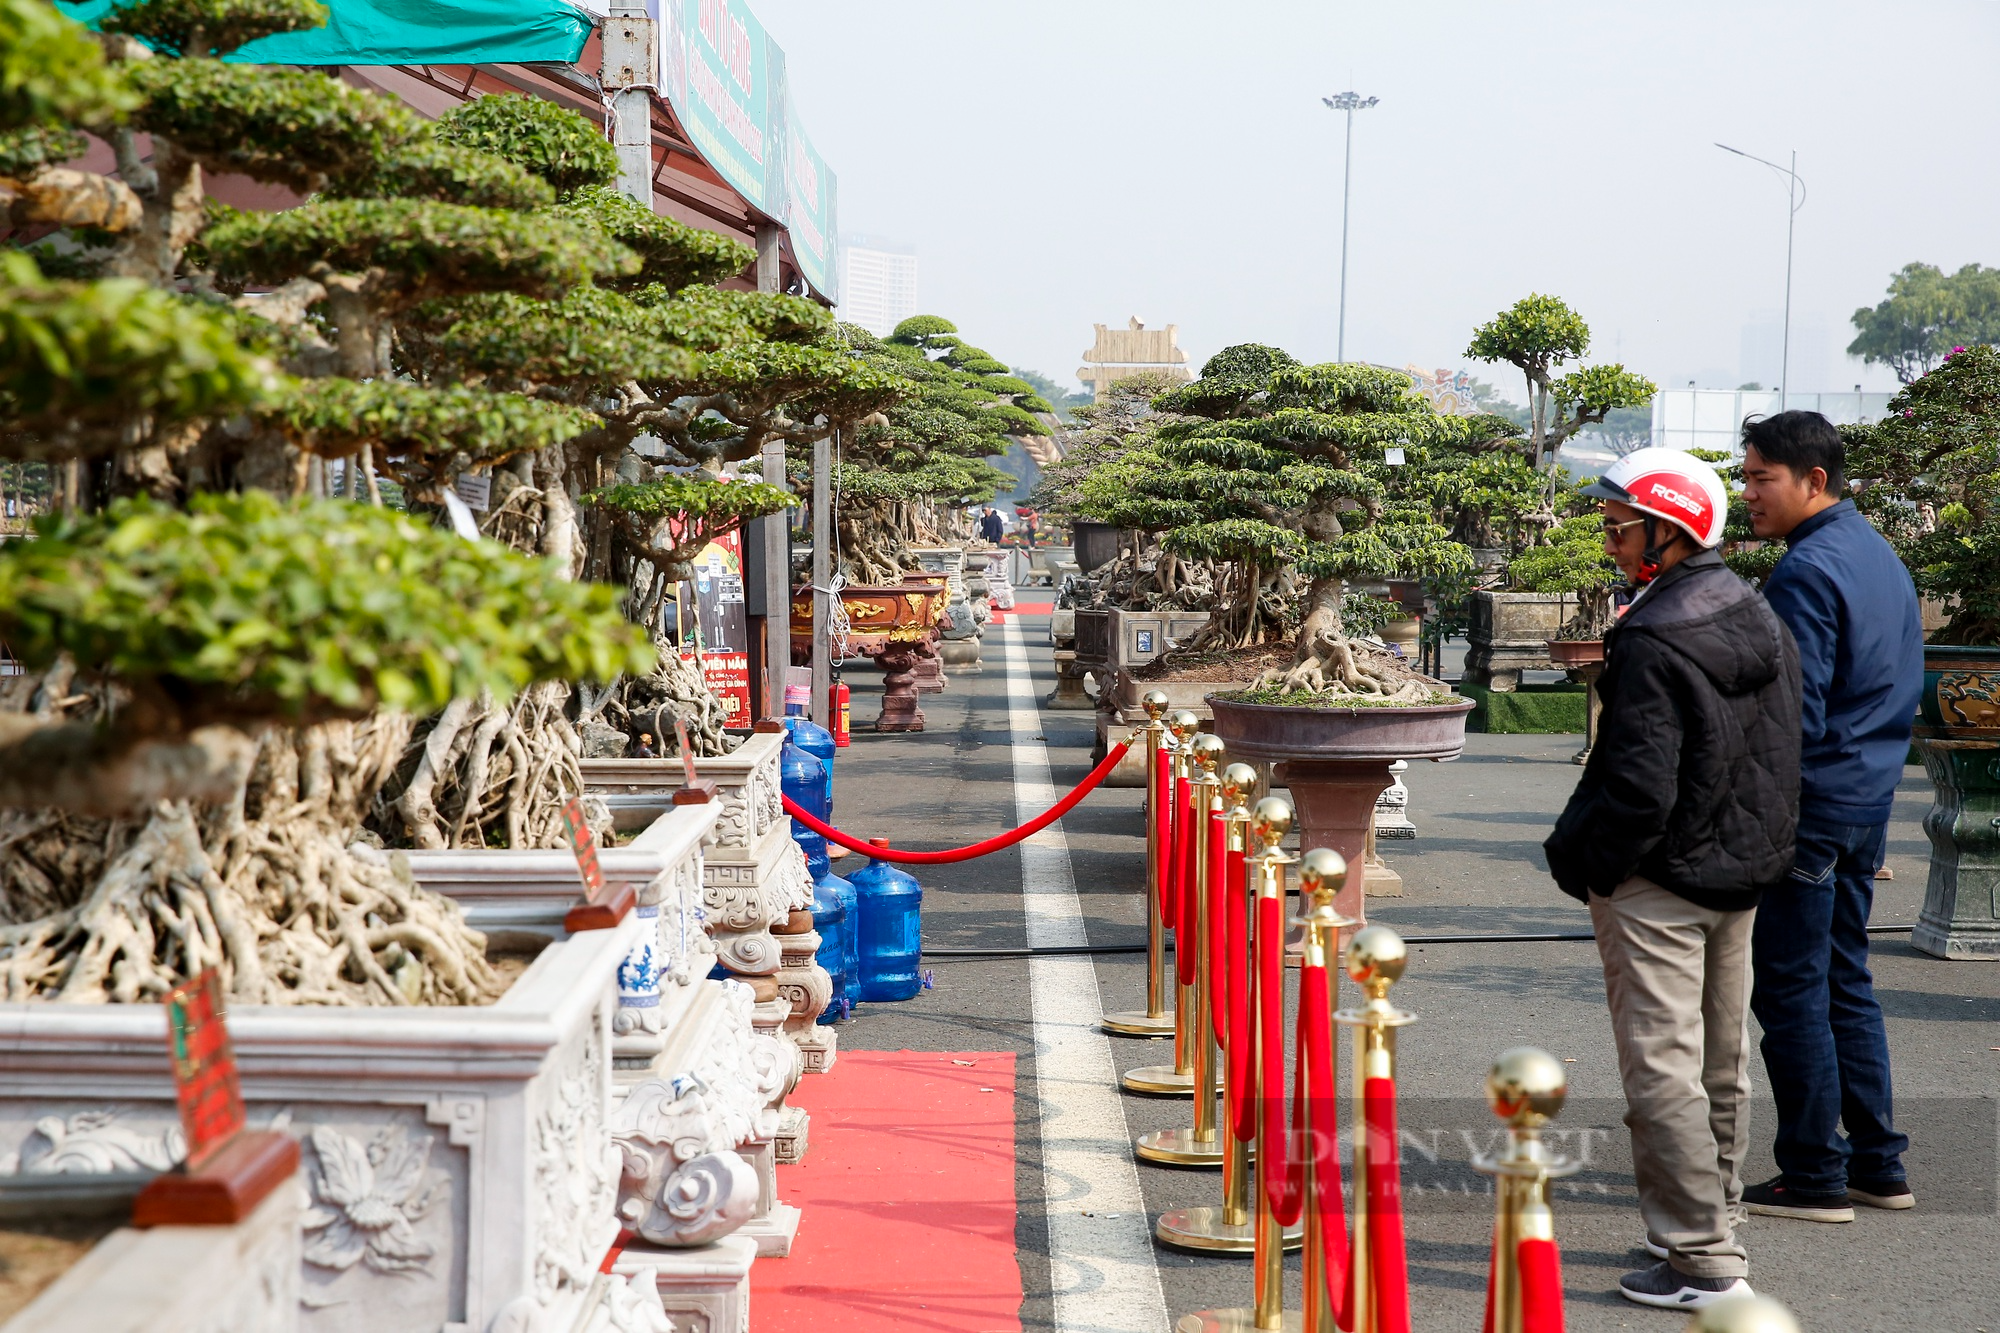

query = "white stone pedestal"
613;1235;756;1333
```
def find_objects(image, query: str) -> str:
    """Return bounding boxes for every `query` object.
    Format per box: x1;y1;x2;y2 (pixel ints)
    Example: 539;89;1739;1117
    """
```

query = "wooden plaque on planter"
165;968;244;1167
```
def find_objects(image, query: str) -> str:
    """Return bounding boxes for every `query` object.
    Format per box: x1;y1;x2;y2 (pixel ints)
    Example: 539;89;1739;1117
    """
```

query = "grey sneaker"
1618;1261;1754;1310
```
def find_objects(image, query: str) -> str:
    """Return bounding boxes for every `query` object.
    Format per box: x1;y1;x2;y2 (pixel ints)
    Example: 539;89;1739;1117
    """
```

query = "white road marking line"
1002;620;1170;1333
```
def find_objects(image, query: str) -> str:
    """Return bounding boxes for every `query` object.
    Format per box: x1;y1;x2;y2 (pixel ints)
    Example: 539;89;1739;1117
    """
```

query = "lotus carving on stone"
301;1123;447;1275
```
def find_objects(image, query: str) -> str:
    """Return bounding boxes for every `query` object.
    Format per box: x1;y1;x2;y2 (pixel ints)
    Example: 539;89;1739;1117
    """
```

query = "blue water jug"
811;872;853;1022
850;839;923;1001
780;737;828;870
784;715;837;818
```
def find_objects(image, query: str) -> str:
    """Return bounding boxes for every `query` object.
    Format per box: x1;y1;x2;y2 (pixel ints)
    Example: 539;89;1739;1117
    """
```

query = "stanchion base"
1101;1010;1176;1037
1135;1128;1225;1167
1177;1308;1304;1332
1156;1206;1304;1254
1121;1064;1215;1096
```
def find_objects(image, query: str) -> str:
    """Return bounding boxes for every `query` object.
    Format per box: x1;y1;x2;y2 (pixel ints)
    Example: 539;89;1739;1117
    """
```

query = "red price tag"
163;969;245;1167
560;797;605;898
674;718;697;787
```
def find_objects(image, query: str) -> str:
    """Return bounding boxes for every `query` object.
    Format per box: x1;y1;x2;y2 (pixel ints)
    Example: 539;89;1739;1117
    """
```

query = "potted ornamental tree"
1119;346;1492;903
1843;344;2000;956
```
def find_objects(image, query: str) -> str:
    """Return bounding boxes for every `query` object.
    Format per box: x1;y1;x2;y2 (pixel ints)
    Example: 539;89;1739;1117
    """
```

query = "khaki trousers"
1590;876;1754;1279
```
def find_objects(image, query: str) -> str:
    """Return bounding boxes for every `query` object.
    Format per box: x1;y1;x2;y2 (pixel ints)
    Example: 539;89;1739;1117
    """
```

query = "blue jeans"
1749;817;1908;1194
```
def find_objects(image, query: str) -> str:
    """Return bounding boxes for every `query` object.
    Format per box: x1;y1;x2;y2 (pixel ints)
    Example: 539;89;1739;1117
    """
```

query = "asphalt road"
818;612;2000;1332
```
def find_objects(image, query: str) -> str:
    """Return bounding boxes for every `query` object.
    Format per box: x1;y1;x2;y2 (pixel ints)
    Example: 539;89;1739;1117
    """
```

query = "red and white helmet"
1582;447;1729;549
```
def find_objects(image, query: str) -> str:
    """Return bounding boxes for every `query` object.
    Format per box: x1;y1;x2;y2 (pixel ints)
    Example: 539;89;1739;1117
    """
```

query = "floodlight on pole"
1716;143;1806;410
1323;91;1379;363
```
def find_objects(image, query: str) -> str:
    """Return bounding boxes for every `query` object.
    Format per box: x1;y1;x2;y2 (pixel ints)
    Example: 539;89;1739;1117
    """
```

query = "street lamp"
1323;91;1379;363
1716;143;1806;410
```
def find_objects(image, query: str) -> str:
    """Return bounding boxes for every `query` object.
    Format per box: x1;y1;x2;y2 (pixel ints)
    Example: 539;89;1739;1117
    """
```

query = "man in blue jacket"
1739;410;1924;1222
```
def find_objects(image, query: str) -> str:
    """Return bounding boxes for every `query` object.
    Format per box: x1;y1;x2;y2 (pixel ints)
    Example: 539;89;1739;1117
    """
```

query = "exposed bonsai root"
592;645;737;758
371;682;597;851
0;719;502;1006
1256;632;1438;701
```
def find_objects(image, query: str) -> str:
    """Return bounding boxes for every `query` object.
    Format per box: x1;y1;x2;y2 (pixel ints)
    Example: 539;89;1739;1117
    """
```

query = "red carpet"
754;1050;1022;1333
1011;601;1054;613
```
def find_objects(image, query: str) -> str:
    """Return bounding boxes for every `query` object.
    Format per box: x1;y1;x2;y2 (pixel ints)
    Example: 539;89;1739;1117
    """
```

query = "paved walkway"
815;611;2000;1332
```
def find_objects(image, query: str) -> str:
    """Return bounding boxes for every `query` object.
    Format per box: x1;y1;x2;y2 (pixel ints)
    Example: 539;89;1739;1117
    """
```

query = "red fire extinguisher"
830;674;851;747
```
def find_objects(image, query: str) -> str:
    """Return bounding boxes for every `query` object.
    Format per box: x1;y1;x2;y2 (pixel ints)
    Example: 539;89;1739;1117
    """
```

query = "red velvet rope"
1365;1075;1411;1333
1174;781;1199;986
781;740;1131;864
1153;747;1174;926
1300;961;1352;1328
1518;1237;1565;1333
1207;813;1230;1043
1259;894;1307;1226
1228;848;1255;1143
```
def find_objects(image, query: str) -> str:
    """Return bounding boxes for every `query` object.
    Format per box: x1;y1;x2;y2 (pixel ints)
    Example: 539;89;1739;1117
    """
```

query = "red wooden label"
674;717;698;787
560;796;606;898
163;969;245;1167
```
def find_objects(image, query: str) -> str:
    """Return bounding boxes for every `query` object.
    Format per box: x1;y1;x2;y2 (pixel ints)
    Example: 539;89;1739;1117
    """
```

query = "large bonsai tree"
0;0;653;1004
1844;343;2000;644
1114;346;1481;698
1466;294;1657;472
810;316;1031;584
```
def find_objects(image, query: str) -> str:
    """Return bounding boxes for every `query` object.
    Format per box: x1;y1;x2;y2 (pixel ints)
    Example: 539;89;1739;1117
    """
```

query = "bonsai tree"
1844;343;2000;644
1122;346;1479;699
1504;512;1621;639
809;316;1030;583
1466;294;1657;472
0;0;656;1004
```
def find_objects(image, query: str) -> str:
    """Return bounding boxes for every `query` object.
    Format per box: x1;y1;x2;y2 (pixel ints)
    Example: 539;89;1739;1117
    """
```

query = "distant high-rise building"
837;235;918;336
1077;318;1191;399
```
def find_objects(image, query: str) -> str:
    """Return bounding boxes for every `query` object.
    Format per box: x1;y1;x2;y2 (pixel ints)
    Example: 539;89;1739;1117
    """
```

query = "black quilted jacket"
1545;550;1802;911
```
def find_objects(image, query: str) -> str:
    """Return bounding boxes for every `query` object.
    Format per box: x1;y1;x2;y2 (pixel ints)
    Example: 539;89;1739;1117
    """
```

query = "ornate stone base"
939;637;983;670
733;1138;801;1256
1912;735;2000;959
614;1235;756;1333
873;642;927;731
1045;649;1094;710
773;1104;810;1165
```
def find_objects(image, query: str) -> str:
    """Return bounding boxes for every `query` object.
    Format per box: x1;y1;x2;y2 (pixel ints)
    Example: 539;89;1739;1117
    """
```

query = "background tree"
1848;261;2000;385
1843;344;2000;643
1466;294;1657;471
1123;347;1478;698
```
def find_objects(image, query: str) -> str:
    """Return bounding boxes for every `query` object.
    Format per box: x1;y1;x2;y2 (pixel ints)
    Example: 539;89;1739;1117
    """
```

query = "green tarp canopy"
56;0;593;66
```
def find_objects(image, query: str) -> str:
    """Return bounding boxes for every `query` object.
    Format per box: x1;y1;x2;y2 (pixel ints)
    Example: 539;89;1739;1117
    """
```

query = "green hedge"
1460;681;1587;734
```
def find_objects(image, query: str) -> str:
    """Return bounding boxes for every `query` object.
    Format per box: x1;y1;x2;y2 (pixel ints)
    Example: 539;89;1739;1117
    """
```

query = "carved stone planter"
1090;671;1250;787
0;917;643;1333
1911;645;2000;959
790;582;945;731
1464;591;1583;691
4;1181;302;1333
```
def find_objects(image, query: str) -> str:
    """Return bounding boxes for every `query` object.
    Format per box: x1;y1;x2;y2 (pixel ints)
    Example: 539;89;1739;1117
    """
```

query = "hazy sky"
756;0;1998;400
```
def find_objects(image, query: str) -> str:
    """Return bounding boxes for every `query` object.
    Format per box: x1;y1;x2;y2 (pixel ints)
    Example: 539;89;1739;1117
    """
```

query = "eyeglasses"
1600;517;1648;537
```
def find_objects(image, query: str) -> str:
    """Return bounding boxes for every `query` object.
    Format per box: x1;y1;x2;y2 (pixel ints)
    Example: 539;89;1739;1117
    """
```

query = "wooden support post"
811;428;833;729
762;440;790;721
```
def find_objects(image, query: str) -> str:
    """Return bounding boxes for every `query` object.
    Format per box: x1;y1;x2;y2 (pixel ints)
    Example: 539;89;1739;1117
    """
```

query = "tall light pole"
1323;91;1378;363
1716;143;1806;409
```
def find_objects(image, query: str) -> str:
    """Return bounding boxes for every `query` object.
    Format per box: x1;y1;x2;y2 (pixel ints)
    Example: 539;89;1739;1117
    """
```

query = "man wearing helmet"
1545;447;1803;1310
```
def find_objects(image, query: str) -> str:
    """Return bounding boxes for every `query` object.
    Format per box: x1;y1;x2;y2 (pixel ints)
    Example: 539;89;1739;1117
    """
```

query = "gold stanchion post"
1177;797;1303;1333
1472;1048;1580;1333
1140;734;1229;1163
1104;689;1175;1037
1333;926;1414;1333
1125;710;1209;1096
1295;850;1355;1333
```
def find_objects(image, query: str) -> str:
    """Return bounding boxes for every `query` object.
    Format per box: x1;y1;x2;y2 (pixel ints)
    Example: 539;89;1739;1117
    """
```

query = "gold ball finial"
1682;1295;1802;1333
1167;709;1200;744
1141;689;1170;720
1345;924;1407;994
1219;762;1259;809
1298;848;1348;908
1250;795;1293;853
1189;733;1226;774
1485;1047;1567;1129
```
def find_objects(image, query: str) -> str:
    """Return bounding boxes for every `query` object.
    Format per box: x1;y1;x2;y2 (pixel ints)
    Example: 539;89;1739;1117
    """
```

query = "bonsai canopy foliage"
1466;294;1656;469
1113;347;1476;697
1846;343;2000;644
0;492;655;733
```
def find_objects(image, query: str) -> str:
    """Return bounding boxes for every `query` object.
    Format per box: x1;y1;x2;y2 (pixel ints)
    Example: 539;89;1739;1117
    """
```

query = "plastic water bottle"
850;838;923;1001
785;714;837;818
811;873;851;1022
779;736;828;867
